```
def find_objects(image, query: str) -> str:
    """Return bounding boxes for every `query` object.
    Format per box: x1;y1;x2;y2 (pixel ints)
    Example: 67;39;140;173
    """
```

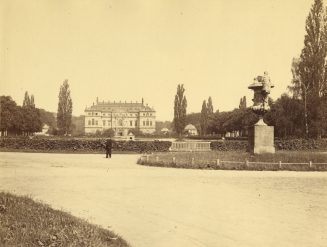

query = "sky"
0;0;316;121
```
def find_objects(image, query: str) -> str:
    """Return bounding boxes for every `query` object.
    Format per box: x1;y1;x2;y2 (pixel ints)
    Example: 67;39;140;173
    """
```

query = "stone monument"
248;71;275;154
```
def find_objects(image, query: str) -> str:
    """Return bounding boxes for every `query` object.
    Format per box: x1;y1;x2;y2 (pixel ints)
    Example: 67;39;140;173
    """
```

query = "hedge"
210;139;327;151
274;138;327;150
0;137;171;153
210;140;248;151
1;137;327;153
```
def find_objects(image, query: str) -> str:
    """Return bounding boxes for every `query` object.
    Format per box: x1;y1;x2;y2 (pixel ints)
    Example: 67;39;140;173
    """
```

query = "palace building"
84;98;156;135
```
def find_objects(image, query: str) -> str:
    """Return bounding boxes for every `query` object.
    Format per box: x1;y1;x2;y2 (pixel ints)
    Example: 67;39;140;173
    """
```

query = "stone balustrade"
169;141;211;152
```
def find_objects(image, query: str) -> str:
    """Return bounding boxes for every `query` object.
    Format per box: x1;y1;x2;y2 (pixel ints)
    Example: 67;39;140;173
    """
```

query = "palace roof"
85;101;155;112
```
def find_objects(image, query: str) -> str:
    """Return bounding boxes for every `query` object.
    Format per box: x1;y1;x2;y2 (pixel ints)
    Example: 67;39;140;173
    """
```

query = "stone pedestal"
248;125;275;154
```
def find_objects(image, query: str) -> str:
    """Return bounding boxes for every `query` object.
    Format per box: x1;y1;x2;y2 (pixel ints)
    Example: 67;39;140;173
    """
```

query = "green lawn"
138;151;327;171
0;192;130;247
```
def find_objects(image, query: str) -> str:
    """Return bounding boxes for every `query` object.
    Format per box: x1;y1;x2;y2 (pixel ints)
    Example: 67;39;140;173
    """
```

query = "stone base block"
248;125;275;154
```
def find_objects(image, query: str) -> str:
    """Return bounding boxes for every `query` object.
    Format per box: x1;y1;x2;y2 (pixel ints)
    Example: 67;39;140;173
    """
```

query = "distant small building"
184;124;198;136
113;132;135;141
35;124;50;136
128;132;135;140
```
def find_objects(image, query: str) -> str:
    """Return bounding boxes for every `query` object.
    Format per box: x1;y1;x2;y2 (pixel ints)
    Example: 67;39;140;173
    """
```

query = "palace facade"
84;98;156;135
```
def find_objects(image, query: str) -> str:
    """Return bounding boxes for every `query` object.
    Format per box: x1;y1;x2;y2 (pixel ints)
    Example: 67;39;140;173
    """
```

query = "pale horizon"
0;0;316;121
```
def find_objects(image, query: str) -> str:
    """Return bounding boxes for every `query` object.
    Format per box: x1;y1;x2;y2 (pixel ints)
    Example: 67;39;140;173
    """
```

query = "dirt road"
1;152;327;247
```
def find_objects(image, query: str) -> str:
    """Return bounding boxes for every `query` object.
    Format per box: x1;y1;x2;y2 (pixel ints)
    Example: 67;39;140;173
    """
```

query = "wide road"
1;152;327;247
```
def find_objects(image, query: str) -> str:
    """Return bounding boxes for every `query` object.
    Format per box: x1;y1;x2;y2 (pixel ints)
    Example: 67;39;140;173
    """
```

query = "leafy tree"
57;79;73;135
0;96;19;135
0;95;42;136
209;111;233;134
239;96;247;109
200;100;208;135
155;121;172;132
265;94;304;138
222;108;257;134
21;92;42;135
23;91;31;107
21;106;42;135
39;109;57;133
206;97;215;135
173;84;187;136
30;95;35;108
71;115;85;136
207;108;257;136
290;0;327;138
207;97;214;114
185;112;201;134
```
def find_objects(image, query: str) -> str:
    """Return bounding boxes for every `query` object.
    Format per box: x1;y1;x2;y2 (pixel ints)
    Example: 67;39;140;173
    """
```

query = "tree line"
0;93;42;136
0;80;73;136
288;0;327;138
173;90;308;139
172;0;327;139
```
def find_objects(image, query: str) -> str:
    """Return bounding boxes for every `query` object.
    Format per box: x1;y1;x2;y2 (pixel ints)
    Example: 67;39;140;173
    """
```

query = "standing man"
105;138;112;158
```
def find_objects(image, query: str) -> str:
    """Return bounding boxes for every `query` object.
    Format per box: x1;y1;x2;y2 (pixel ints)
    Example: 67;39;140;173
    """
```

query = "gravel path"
1;152;327;247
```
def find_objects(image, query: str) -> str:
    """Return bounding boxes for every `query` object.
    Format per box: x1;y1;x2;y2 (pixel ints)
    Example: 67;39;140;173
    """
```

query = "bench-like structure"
169;141;211;152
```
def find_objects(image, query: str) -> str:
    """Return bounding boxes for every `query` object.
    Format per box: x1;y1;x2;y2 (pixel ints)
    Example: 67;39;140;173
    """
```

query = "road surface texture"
1;152;327;247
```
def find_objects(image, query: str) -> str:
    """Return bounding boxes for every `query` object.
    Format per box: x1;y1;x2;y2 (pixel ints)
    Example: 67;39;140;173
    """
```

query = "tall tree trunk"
304;91;309;137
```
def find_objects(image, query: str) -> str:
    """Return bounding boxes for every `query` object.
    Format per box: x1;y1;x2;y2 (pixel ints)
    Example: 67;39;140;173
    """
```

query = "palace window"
130;120;133;126
92;119;95;125
150;121;152;126
143;121;145;126
108;120;111;125
88;120;91;125
135;120;137;126
146;120;149;126
103;120;106;126
96;120;98;125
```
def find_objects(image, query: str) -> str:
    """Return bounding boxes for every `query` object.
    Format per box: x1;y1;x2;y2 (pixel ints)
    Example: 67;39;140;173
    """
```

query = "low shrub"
210;138;327;151
0;137;171;153
210;140;248;151
1;137;327;153
274;139;327;150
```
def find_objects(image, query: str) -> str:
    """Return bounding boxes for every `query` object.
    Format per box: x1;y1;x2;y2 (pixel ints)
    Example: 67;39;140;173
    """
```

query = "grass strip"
0;192;130;247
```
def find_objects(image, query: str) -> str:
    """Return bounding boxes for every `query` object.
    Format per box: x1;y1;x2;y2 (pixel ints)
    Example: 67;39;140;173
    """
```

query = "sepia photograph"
1;0;327;246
